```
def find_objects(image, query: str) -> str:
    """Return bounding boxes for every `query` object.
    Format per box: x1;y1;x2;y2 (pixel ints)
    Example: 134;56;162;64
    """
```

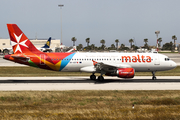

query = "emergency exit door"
40;54;45;65
154;55;160;65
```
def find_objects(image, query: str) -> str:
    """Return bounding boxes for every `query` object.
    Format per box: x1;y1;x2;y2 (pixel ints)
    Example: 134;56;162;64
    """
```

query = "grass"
0;91;180;119
0;66;179;77
159;52;179;53
0;67;179;119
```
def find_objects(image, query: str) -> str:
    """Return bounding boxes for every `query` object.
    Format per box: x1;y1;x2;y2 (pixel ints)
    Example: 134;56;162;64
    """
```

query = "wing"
92;60;131;73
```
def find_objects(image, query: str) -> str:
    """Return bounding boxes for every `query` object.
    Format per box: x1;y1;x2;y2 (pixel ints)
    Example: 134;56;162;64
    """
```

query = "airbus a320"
4;24;177;81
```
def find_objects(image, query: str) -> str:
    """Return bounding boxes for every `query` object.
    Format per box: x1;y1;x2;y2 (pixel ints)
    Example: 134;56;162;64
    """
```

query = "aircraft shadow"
0;78;179;84
94;79;180;84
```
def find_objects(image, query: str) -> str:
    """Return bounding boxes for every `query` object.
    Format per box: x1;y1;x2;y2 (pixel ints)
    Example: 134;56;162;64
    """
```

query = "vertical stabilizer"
7;24;42;54
41;37;51;48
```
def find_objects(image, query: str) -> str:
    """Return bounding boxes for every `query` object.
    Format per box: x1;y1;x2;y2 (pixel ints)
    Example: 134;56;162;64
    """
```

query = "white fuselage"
61;52;177;72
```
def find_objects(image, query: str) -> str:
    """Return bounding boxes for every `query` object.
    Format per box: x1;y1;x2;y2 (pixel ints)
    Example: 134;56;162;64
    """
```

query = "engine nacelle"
117;68;135;78
105;68;135;78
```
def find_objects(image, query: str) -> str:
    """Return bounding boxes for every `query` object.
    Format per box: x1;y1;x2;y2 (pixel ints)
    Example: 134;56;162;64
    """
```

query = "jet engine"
105;68;135;78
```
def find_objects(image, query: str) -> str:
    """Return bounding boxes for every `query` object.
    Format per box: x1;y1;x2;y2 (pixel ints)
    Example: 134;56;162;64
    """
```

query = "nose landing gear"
152;71;156;80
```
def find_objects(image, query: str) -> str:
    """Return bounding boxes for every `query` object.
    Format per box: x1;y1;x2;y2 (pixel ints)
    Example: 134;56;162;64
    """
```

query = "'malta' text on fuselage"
121;55;151;63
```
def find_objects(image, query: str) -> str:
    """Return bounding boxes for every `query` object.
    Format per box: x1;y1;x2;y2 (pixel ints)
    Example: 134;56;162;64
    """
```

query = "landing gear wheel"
98;76;104;81
90;75;96;80
152;71;156;80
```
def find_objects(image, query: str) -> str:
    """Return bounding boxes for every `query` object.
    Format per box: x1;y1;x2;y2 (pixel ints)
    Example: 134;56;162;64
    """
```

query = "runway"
0;76;179;91
0;53;179;91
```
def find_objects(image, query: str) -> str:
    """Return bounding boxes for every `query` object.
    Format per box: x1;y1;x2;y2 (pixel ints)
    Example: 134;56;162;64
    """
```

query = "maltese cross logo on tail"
11;33;28;53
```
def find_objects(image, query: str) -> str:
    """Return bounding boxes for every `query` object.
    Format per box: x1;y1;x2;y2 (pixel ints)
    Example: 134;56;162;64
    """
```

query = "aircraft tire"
90;75;96;80
98;76;104;81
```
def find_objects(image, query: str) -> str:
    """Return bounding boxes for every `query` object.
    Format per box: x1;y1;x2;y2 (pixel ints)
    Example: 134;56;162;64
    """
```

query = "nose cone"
170;61;177;69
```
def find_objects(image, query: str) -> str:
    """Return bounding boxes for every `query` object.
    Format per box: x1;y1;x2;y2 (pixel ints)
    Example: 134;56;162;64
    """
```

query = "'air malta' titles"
122;55;151;63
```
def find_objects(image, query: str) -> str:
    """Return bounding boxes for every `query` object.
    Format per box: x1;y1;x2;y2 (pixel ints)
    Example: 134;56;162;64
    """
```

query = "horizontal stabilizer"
11;54;29;60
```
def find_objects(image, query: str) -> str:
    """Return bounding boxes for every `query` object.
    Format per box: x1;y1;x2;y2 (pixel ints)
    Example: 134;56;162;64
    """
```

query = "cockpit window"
165;58;170;61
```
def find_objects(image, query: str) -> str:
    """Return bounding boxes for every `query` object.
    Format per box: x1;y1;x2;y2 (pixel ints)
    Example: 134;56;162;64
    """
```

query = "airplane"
4;24;177;81
67;46;77;52
37;37;52;52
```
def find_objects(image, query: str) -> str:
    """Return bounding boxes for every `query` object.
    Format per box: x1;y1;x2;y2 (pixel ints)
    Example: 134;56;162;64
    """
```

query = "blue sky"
0;0;180;47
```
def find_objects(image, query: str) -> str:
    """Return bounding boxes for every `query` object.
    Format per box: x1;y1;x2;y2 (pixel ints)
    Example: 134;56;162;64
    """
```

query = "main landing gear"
90;73;104;81
90;74;96;80
98;76;104;81
152;71;156;80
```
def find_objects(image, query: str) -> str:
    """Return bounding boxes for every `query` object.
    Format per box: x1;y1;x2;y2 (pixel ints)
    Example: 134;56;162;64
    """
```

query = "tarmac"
0;53;179;91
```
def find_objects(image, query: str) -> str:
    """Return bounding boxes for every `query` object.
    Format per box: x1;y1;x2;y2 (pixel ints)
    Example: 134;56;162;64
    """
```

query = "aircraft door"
154;55;160;65
40;54;45;65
